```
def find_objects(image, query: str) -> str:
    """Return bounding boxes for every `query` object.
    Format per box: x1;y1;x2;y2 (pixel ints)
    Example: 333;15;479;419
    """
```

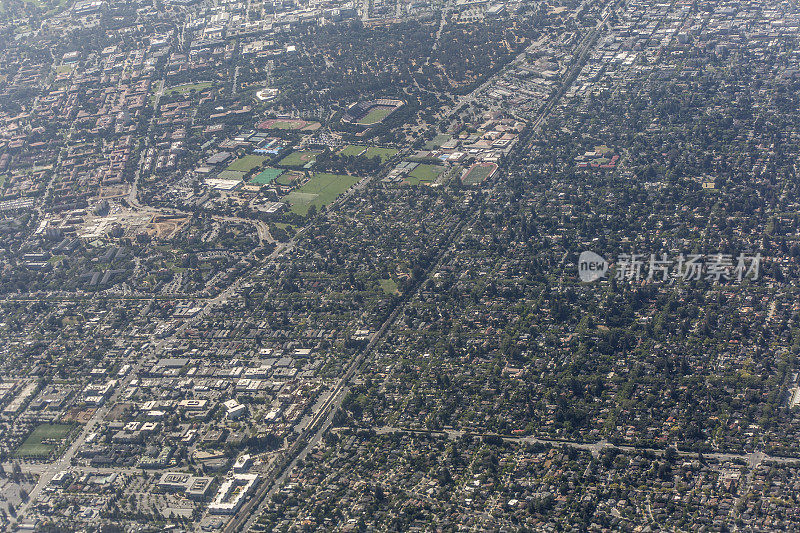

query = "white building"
208;474;259;514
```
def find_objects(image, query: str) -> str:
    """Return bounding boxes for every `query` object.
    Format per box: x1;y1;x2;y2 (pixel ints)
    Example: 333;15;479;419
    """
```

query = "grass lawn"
164;81;213;96
278;150;321;168
15;424;74;459
270;120;304;130
357;107;393;125
338;145;367;157
217;170;246;181
379;278;400;295
425;134;452;150
594;144;613;155
226;155;267;173
45;0;70;14
283;173;359;215
364;147;399;163
338;145;398;163
276;171;301;186
406;164;443;185
250;167;284;185
2;0;48;11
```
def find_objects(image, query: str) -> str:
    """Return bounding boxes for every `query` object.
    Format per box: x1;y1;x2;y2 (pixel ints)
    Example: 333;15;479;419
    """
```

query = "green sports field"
250;167;284;185
338;145;367;157
217;170;246;181
357;107;393;125
283;173;360;215
278;150;321;168
364;147;399;163
338;145;398;163
226;155;267;173
15;423;74;458
425;134;452;150
461;163;497;186
276;172;300;186
269;120;305;129
406;164;443;185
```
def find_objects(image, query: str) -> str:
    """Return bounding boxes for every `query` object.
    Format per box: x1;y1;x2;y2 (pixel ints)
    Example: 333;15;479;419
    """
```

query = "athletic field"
461;162;498;186
406;164;443;185
357;106;394;125
15;424;73;458
283;173;359;215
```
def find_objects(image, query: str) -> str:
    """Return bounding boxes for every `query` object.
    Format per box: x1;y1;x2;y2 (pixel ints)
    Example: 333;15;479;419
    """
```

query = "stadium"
341;98;404;127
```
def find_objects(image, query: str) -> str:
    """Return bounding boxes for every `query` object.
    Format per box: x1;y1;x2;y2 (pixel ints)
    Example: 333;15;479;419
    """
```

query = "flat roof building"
208;474;259;514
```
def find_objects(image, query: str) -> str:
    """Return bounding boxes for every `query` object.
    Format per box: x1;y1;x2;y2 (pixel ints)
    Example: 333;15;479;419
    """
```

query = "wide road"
370;426;800;468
